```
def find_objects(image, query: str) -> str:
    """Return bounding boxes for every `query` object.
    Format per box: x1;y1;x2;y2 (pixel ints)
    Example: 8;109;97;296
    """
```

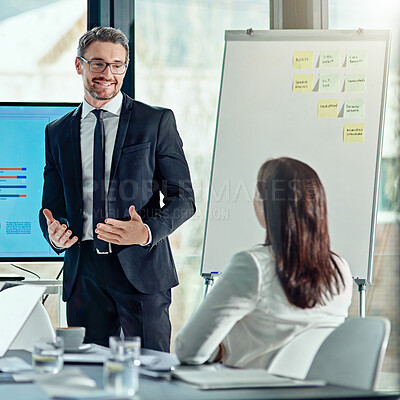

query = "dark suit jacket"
39;93;195;301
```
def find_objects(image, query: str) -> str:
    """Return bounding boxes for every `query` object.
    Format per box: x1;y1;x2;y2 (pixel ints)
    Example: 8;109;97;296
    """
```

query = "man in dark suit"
39;26;195;351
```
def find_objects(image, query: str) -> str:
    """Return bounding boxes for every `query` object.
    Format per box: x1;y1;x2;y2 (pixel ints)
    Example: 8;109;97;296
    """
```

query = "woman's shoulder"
330;252;350;270
229;245;275;272
330;252;353;281
246;245;274;261
221;246;274;296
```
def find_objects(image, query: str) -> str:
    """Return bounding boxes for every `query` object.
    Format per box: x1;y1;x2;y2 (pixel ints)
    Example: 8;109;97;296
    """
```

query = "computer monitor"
0;102;79;262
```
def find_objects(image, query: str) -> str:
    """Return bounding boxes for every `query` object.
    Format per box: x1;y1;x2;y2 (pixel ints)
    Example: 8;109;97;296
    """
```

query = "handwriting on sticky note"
344;123;365;142
344;99;365;118
293;51;314;69
319;50;340;68
347;49;367;67
293;74;314;92
318;99;338;118
319;74;339;92
345;74;366;92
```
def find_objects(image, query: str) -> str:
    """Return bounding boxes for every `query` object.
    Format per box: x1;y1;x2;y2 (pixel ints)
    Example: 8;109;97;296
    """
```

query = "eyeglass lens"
89;61;126;74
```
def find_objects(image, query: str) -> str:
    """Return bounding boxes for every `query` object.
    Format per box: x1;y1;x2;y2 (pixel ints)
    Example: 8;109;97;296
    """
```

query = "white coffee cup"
55;327;86;350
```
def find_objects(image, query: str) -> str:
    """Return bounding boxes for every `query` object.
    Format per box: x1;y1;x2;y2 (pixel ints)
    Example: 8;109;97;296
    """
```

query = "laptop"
0;284;54;357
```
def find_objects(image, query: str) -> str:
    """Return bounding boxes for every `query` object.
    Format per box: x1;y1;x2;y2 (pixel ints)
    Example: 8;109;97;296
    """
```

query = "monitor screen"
0;103;79;261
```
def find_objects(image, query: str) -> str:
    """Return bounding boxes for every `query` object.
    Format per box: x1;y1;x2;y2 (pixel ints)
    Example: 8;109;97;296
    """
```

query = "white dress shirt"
174;245;353;368
80;92;122;241
80;92;151;248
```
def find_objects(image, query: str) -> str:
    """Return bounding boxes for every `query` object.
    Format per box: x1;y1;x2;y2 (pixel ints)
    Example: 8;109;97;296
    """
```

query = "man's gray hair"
77;26;130;63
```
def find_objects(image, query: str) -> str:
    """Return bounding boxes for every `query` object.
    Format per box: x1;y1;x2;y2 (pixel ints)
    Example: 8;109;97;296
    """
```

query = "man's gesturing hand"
95;205;149;246
43;209;78;249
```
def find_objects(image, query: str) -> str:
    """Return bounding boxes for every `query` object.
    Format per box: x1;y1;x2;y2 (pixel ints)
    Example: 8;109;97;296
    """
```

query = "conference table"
1;348;399;400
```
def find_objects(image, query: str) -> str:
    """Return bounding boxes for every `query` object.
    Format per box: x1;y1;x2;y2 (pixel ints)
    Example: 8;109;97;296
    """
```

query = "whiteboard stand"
202;272;220;298
354;278;369;318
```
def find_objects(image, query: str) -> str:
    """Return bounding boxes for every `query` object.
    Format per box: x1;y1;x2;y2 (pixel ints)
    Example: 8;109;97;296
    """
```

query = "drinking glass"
32;336;64;374
103;336;141;397
109;336;141;359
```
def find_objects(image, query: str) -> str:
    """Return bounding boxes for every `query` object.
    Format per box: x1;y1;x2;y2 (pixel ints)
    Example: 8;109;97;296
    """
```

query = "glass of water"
32;336;64;374
109;336;141;359
103;336;141;397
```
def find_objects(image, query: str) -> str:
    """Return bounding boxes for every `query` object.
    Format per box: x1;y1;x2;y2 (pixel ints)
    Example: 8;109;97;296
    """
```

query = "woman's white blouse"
174;246;353;368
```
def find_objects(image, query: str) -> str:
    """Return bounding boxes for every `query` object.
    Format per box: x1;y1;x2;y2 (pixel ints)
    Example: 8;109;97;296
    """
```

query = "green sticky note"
319;74;340;92
344;99;365;118
345;74;366;92
319;50;340;68
347;49;367;67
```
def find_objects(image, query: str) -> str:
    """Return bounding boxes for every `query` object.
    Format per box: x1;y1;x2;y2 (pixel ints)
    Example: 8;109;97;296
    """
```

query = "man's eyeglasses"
78;56;127;75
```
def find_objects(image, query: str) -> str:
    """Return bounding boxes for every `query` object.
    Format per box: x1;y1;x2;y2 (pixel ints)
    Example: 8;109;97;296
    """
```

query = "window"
135;0;270;340
0;0;87;326
0;0;86;102
330;0;400;386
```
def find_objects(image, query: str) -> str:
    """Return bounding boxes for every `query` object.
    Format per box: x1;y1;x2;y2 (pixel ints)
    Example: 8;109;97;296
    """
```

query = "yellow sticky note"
344;99;365;118
318;99;338;118
319;50;340;68
344;123;365;142
293;74;314;92
293;51;314;69
345;74;366;92
319;74;339;92
347;49;367;67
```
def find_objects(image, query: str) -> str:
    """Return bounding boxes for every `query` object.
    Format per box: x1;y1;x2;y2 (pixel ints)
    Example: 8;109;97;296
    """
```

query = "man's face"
75;41;128;106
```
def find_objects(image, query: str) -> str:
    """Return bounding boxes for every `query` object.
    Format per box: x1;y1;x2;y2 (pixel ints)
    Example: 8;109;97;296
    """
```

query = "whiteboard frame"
201;29;391;283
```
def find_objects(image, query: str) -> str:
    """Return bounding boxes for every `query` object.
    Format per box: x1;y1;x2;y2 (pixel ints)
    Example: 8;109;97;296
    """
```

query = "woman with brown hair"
174;157;353;368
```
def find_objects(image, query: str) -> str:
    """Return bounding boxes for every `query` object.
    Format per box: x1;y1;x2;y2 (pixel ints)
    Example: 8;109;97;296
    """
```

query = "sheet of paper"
28;367;109;399
0;356;33;373
345;74;366;92
0;384;50;399
347;49;367;67
293;51;313;69
344;99;365;118
318;99;338;118
0;373;15;383
319;74;339;92
344;123;365;142
171;365;326;390
319;50;340;68
293;74;314;92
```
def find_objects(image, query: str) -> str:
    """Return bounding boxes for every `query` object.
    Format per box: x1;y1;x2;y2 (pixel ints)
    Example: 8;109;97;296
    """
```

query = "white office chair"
306;317;391;390
267;327;335;379
9;301;56;351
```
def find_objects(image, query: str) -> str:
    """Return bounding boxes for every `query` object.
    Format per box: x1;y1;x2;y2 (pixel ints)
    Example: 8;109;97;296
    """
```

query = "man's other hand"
43;209;78;249
95;205;149;245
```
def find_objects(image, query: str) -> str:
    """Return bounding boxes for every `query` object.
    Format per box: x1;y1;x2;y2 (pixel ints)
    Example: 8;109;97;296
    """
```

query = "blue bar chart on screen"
0;103;78;261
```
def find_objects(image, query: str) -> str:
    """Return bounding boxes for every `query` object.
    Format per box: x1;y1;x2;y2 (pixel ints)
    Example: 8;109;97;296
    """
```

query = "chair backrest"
9;301;56;351
267;327;335;379
306;317;391;390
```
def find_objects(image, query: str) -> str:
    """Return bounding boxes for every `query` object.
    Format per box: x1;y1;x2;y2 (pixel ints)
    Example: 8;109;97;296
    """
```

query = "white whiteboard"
201;30;390;282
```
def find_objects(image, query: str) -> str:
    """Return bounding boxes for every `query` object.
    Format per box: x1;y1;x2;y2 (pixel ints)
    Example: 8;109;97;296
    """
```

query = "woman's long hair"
257;157;344;309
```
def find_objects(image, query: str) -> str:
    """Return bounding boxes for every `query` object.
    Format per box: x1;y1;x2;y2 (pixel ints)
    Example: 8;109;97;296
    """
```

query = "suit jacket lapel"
109;93;132;186
71;105;83;201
